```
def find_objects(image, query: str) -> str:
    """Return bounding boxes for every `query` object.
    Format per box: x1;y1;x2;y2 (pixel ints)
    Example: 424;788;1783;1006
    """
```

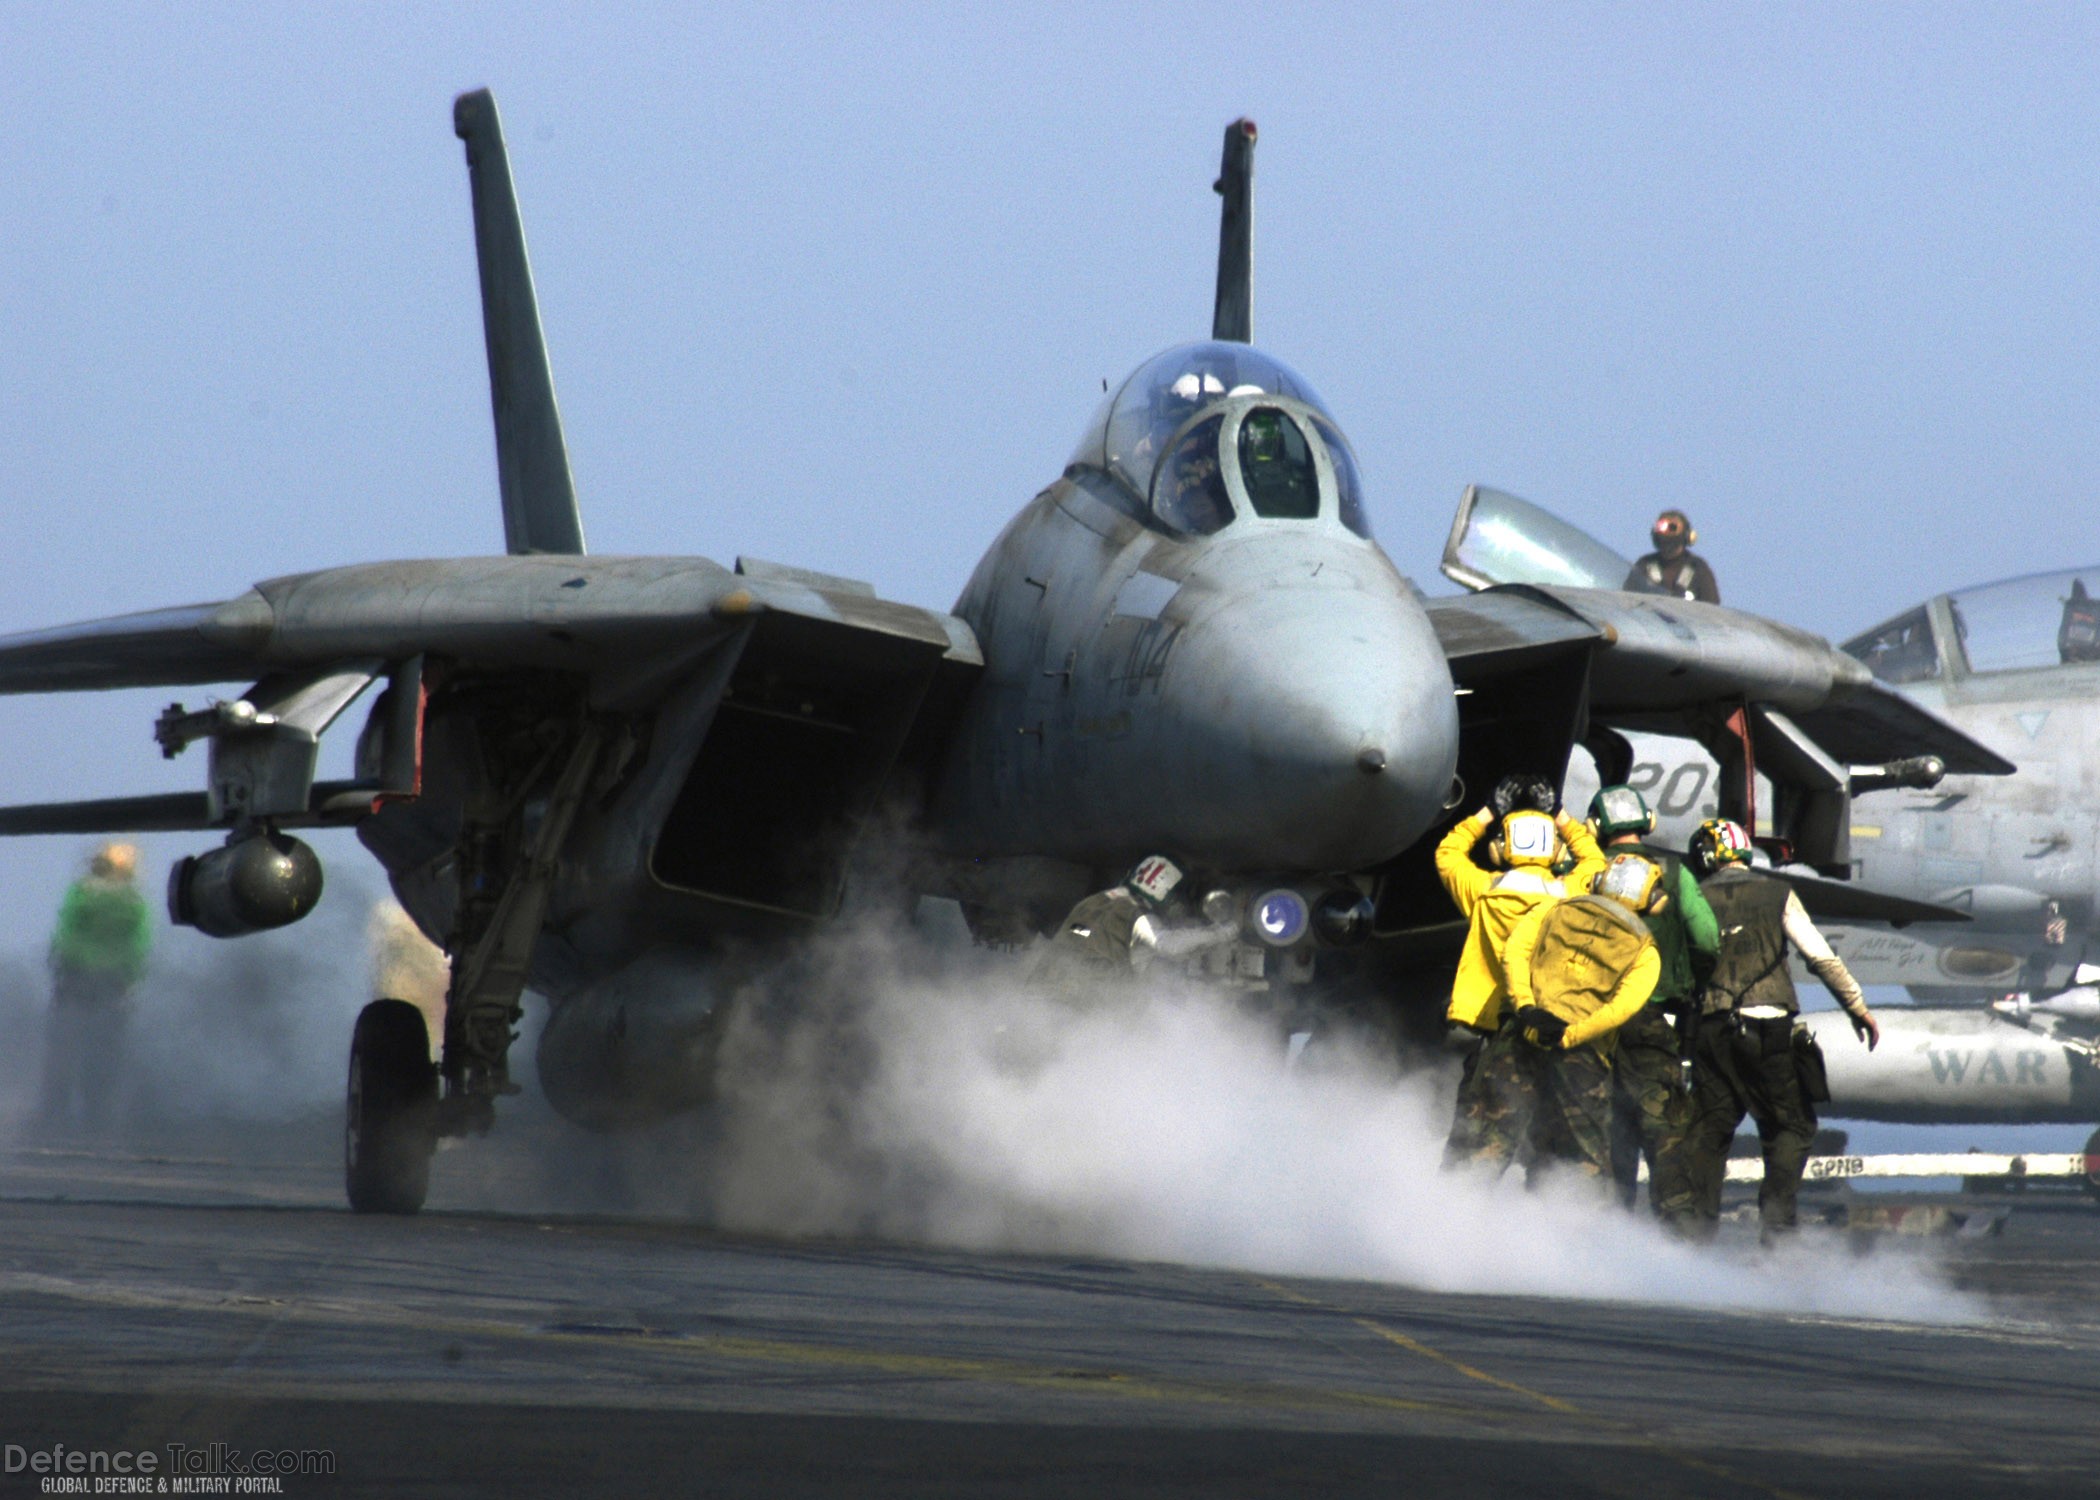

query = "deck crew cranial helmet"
1689;817;1754;874
90;842;138;880
1594;852;1665;912
1125;855;1185;908
1588;784;1655;841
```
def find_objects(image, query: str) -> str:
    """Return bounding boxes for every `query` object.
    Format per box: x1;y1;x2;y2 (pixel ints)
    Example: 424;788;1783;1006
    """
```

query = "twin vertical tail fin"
1210;118;1256;344
453;89;587;556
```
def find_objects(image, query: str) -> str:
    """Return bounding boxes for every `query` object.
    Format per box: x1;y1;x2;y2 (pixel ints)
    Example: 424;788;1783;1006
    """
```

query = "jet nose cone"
1160;572;1459;870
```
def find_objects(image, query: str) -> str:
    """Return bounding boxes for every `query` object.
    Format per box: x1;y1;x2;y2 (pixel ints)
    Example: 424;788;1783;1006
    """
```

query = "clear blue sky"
3;4;2096;1003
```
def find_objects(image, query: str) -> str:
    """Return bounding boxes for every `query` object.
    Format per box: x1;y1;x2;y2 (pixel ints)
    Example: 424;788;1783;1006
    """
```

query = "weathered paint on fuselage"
1851;659;2100;925
1564;664;2100;930
931;471;1459;877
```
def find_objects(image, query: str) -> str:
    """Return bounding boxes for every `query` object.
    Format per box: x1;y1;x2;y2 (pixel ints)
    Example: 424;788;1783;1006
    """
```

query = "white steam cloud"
0;878;1983;1325
554;913;1981;1324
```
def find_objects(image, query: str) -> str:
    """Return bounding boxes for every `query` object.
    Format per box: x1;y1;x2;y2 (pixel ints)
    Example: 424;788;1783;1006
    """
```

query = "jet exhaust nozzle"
167;831;324;938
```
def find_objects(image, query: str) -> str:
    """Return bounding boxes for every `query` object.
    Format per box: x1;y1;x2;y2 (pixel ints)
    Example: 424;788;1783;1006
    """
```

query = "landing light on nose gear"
1250;889;1310;946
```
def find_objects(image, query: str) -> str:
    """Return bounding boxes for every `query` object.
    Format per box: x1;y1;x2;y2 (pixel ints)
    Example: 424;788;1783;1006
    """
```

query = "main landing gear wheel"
346;999;439;1214
2084;1125;2100;1206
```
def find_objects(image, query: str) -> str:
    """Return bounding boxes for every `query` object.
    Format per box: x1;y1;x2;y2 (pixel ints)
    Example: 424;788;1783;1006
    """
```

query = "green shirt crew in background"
38;842;153;1133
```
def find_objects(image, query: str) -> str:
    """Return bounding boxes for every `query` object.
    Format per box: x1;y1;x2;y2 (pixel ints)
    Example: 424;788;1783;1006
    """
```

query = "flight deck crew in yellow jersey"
1435;775;1606;1171
1500;853;1670;1185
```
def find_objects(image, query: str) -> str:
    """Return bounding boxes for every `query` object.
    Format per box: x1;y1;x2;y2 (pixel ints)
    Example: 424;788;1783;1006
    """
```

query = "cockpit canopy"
1070;341;1372;538
1843;566;2100;683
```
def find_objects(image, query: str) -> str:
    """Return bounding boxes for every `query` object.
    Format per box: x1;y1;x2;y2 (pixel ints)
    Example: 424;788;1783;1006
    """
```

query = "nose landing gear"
345;999;439;1214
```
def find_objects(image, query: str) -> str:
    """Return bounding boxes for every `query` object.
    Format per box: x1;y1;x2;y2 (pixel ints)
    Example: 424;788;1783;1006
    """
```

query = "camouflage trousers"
1608;1005;1691;1215
1441;1024;1525;1170
1444;1024;1612;1186
1669;1011;1818;1240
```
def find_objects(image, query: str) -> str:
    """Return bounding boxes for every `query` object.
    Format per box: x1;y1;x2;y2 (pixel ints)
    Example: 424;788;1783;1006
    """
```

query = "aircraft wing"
1421;585;1604;678
1424;586;2005;767
1410;489;2013;892
0;555;978;697
1783;681;2015;776
1428;481;2013;775
0;554;982;834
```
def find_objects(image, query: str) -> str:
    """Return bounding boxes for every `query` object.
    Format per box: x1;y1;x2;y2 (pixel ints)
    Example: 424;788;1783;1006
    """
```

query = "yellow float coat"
1434;812;1605;1032
1505;894;1662;1054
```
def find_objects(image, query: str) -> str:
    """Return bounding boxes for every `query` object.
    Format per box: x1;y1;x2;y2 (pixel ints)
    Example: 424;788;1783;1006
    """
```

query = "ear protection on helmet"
1653;509;1696;546
1491;809;1564;869
1593;852;1665;911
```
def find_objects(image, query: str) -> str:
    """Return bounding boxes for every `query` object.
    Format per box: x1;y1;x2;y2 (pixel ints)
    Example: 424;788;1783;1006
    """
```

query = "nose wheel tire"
346;998;438;1214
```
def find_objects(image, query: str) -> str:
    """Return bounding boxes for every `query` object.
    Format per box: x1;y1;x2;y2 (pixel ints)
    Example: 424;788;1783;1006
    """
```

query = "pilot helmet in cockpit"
1086;340;1371;538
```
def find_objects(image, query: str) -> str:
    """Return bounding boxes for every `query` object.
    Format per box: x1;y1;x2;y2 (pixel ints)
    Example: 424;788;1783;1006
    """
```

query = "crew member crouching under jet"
1671;819;1881;1243
1587;785;1718;1217
1435;775;1606;1171
1500;852;1672;1186
1040;855;1235;984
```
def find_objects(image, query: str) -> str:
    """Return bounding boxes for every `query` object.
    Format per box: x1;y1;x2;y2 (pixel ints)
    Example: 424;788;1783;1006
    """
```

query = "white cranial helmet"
1126;855;1185;906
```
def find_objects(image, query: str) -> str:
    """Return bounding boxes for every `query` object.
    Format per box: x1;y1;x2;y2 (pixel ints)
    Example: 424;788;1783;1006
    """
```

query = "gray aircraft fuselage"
381;346;1462;1122
934;414;1456;876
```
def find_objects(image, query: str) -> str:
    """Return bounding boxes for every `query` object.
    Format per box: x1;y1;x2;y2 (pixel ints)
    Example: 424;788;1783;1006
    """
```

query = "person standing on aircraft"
1500;852;1670;1184
1586;786;1718;1216
36;842;152;1132
1671;819;1880;1242
1623;510;1720;604
1435;774;1606;1171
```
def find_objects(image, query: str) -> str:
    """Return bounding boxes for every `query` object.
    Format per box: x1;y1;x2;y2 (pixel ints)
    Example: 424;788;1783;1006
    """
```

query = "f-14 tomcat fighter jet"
0;97;2008;1212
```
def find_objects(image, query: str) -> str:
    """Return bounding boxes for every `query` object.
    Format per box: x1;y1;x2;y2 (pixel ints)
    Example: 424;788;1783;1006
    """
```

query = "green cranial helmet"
1588;784;1654;840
